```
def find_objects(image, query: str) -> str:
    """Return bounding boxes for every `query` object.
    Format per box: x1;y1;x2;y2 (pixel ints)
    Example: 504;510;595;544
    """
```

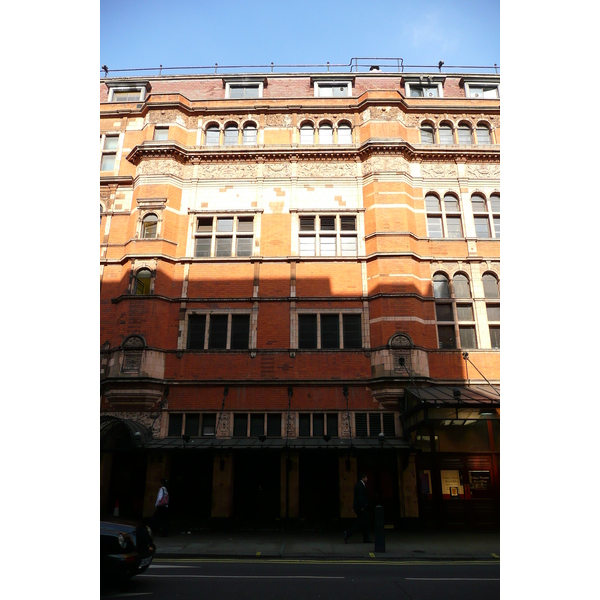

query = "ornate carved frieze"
466;164;500;179
136;158;189;178
216;412;231;438
147;110;192;128
421;162;457;178
340;411;351;438
264;162;292;178
297;161;356;178
196;162;258;179
362;155;409;177
265;114;293;127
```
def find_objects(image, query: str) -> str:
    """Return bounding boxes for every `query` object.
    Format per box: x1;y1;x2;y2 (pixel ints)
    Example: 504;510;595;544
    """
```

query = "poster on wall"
469;470;491;491
440;469;464;498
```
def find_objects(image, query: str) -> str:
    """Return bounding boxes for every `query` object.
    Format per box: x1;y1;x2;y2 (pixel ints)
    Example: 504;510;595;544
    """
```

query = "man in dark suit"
344;473;371;543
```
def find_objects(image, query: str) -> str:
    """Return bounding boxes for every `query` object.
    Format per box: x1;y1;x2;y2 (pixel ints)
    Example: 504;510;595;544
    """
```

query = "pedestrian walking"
153;479;170;537
344;473;371;543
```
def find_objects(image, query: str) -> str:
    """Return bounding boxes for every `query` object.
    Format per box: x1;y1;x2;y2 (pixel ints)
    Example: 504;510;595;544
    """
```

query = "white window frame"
425;194;464;239
108;86;146;102
297;214;358;257
193;214;255;258
406;82;443;98
314;81;352;97
225;81;264;99
100;133;120;172
464;81;500;99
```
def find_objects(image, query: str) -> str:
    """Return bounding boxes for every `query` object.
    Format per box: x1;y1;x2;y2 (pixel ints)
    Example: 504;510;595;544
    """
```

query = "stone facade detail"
421;162;457;178
466;164;500;179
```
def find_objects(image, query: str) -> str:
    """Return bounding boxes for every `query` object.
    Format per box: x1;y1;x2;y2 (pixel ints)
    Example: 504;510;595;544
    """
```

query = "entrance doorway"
168;450;213;530
232;450;280;528
106;451;147;519
299;450;339;528
357;450;400;525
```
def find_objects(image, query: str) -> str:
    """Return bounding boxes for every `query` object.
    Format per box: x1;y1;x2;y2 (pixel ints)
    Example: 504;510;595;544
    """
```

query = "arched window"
425;193;463;238
337;122;352;144
433;273;450;298
457;124;473;145
142;213;158;239
490;194;500;238
476;123;491;144
472;194;491;238
319;122;333;145
438;123;454;145
205;124;220;146
135;269;152;295
483;273;500;349
483;274;500;299
444;194;462;238
420;123;434;144
425;194;442;238
300;123;314;145
224;124;238;146
453;273;471;298
242;123;257;146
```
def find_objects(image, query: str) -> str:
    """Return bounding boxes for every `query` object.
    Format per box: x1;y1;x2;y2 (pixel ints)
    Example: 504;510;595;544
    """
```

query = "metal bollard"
374;505;385;552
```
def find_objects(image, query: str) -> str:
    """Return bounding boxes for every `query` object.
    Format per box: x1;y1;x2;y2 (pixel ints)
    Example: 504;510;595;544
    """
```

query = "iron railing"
100;57;499;78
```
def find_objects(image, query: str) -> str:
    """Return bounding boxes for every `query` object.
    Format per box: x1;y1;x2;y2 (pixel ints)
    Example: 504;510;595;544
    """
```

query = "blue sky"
100;0;499;75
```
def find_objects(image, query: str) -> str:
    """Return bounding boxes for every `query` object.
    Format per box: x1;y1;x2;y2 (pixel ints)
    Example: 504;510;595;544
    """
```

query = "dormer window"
223;78;265;99
404;77;444;99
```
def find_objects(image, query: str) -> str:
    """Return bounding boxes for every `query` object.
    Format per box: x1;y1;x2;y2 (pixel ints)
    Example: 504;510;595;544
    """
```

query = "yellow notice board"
440;469;464;496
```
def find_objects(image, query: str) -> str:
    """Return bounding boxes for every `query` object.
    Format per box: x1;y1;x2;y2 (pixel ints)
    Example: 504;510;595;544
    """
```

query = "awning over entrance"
144;436;409;450
402;385;499;434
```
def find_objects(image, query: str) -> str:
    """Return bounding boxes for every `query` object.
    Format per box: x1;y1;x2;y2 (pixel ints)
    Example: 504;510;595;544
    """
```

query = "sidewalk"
152;529;500;561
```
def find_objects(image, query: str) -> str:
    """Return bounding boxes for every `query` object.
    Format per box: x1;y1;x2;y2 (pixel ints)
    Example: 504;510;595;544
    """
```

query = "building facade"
100;63;500;531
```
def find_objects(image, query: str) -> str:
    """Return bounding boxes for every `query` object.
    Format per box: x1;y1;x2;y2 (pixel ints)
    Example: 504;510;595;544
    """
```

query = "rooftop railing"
100;57;499;78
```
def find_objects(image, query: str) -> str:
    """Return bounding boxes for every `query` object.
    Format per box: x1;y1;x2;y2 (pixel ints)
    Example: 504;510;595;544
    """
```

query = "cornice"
100;175;134;186
125;138;499;167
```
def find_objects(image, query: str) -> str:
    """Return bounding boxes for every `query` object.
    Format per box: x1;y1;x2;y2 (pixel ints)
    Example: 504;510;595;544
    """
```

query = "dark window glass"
267;414;281;437
197;217;213;232
215;237;232;256
327;413;338;437
355;413;368;436
369;413;382;437
237;217;254;232
208;315;228;349
233;414;248;436
490;195;500;212
300;216;315;231
187;315;206;349
236;237;253;256
299;414;311;437
321;314;339;349
168;414;183;436
320;216;336;231
456;304;474;321
474;217;491;238
486;304;500;321
453;274;471;298
343;314;362;348
185;414;200;437
483;275;500;299
298;314;318;349
420;126;434;144
195;238;211;257
202;414;216;436
250;414;264;436
459;326;478;349
383;413;395;437
433;275;450;298
231;314;250;349
438;325;456;349
489;326;500;349
312;414;324;437
435;303;453;321
340;216;356;231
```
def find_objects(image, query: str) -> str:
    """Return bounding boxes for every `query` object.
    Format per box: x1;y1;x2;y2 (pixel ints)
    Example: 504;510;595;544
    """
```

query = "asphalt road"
101;558;500;599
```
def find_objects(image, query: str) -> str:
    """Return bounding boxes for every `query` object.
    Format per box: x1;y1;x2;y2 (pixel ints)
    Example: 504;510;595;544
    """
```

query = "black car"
100;517;156;581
